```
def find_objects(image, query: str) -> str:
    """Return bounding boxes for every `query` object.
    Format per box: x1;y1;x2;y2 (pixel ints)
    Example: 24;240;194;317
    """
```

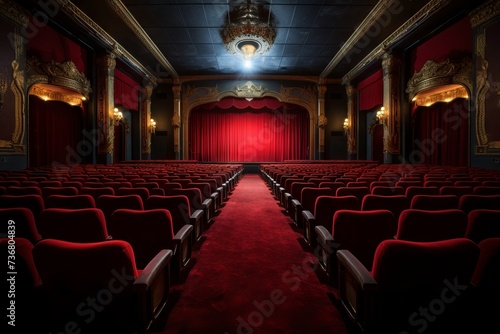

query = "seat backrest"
79;186;115;201
410;194;459;210
38;208;109;242
0;208;41;244
370;181;395;190
0;194;45;218
6;186;43;196
32;239;138;330
371;186;405;196
314;196;359;232
471;237;500;294
396;209;467;242
187;182;213;200
96;194;144;223
162;182;182;195
291;182;315;199
466;209;500;244
459;195;500;214
439;186;473;197
171;188;203;212
116;187;150;203
318;181;345;193
335;187;370;203
109;209;174;269
405;186;439;200
42;186;78;200
473;186;500;195
45;194;96;209
372;238;479;291
300;187;334;212
395;180;422;189
332;209;396;270
146;195;192;233
361;195;410;220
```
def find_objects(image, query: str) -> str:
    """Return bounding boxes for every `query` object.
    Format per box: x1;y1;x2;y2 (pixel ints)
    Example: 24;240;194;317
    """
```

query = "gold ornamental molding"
106;0;178;79
26;57;92;99
412;86;469;107
0;0;29;27
55;0;157;85
470;0;500;28
29;85;85;106
321;0;395;78
342;0;449;85
181;81;317;159
406;58;473;99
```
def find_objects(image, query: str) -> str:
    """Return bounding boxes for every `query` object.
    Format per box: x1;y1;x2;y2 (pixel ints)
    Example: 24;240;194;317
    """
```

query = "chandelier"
220;1;276;64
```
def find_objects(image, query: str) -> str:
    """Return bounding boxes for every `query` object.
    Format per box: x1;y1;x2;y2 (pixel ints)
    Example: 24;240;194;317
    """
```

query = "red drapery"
189;98;309;162
114;69;139;111
413;98;469;166
29;95;84;167
358;69;383;111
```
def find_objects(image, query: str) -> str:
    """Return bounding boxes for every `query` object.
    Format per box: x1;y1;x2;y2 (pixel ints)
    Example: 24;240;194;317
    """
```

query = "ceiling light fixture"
221;0;276;64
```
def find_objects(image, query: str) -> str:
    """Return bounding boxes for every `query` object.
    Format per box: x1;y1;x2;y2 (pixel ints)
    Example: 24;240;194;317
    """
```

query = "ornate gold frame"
471;0;500;155
181;81;317;160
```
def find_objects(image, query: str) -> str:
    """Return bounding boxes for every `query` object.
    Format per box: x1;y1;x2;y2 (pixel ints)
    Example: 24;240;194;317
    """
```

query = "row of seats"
0;163;243;333
260;164;500;333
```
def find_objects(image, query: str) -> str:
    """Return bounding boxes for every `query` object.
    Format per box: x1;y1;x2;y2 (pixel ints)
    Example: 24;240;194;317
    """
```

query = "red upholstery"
410;194;459;210
396;209;467;242
162;182;182;195
44;194;96;209
439;185;473;197
335;186;370;203
38;208;109;242
361;194;410;220
404;186;439;200
458;195;500;214
303;195;359;247
96;194;144;223
33;239;172;333
318;181;345;193
41;186;78;199
79;186;115;201
109;208;192;281
466;209;500;244
0;208;42;244
6;186;43;196
0;194;45;218
473;186;500;195
337;238;479;333
316;209;396;281
116;187;150;203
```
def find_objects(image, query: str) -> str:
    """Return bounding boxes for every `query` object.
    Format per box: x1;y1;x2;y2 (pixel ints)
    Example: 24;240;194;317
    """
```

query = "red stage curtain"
29;95;84;167
114;69;139;111
189;98;309;162
413;98;468;166
358;69;383;111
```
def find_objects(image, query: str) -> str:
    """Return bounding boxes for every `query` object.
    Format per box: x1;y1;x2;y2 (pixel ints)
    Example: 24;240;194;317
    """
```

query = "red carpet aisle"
157;174;350;334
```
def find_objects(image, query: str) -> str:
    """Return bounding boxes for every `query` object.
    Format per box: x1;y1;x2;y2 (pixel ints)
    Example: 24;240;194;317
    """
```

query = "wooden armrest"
302;210;315;223
134;249;173;289
173;224;193;244
315;225;340;249
291;199;301;208
337;250;377;289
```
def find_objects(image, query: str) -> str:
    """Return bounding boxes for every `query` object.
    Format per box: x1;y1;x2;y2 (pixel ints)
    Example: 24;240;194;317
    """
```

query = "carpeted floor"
153;173;352;334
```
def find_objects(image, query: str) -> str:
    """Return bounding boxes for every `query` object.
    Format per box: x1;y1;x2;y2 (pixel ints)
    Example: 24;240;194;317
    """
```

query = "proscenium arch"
181;86;317;161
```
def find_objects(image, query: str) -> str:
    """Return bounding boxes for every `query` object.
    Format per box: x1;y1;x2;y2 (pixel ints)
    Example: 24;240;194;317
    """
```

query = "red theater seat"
33;239;172;333
410;194;459;210
459;195;500;214
0;208;42;244
38;208;109;242
109;208;192;282
396;209;468;242
465;209;500;244
337;238;479;333
315;209;396;283
96;194;144;224
361;194;410;221
292;187;334;228
45;194;96;209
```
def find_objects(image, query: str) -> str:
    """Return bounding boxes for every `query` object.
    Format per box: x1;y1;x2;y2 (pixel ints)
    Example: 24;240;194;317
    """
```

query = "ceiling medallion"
220;1;276;63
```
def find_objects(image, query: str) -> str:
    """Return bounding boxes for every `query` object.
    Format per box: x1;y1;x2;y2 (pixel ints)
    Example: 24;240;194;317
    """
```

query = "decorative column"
96;53;116;164
345;84;357;159
381;52;402;163
317;85;327;160
172;84;181;160
141;83;153;159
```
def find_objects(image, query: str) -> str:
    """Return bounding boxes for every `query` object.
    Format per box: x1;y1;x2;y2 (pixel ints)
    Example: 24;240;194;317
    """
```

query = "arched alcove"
181;81;317;161
26;57;91;167
406;58;473;166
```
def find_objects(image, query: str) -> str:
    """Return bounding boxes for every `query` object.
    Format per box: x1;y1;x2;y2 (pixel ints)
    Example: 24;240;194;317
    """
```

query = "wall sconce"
343;118;349;134
376;106;386;122
149;118;156;134
113;107;123;125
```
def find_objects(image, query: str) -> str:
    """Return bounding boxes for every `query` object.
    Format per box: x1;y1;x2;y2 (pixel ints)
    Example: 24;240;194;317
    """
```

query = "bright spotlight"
244;60;252;69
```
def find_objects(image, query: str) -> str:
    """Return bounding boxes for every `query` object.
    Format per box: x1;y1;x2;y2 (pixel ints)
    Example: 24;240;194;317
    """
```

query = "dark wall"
150;83;175;160
324;83;348;160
